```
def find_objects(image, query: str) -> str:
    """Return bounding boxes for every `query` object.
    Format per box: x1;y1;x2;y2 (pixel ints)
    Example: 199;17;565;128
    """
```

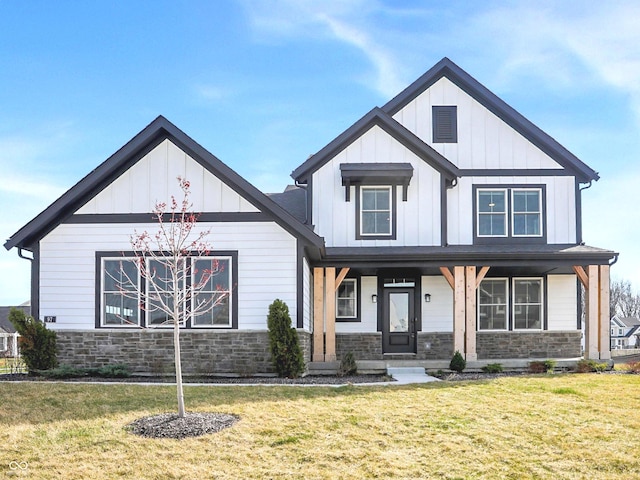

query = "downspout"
294;179;309;224
609;253;619;267
18;247;33;262
17;247;37;320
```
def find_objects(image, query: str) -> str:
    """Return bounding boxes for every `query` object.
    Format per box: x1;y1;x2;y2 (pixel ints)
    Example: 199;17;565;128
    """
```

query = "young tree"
113;177;228;417
610;279;640;318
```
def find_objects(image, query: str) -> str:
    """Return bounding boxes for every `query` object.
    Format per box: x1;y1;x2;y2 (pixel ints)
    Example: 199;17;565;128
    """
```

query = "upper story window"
360;186;392;236
432;106;457;143
475;186;545;242
336;278;357;319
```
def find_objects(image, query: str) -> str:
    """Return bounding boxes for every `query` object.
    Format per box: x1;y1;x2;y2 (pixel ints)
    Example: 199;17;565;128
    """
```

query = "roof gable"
291;107;460;183
5;116;323;251
382;57;599;182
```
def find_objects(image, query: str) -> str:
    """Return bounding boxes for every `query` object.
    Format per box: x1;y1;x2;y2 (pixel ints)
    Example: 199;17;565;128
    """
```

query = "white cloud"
240;0;410;97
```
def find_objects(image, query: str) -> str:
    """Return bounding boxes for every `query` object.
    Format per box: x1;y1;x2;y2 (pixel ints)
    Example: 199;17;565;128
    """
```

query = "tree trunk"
174;317;185;418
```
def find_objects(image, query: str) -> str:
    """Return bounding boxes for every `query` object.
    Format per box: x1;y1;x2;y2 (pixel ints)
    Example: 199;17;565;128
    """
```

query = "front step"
386;367;425;376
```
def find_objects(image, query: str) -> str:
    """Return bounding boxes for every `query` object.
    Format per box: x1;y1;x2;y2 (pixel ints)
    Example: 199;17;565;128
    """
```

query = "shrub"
9;308;57;374
627;361;640;374
89;364;131;378
528;361;546;374
482;363;503;374
267;299;305;378
576;359;609;373
38;364;86;378
338;352;357;376
544;359;557;373
449;350;466;373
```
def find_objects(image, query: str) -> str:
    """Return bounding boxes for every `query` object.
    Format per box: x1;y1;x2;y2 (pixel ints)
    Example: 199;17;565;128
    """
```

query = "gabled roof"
4;116;324;251
0;305;30;333
382;57;599;183
291;107;460;183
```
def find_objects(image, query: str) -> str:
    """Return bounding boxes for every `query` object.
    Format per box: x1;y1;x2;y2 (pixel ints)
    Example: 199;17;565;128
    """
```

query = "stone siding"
417;333;453;359
477;331;581;359
336;333;383;360
56;330;312;375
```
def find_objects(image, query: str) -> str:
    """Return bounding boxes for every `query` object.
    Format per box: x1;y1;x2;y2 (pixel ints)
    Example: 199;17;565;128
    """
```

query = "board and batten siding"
77;139;259;215
312;125;442;248
335;276;378;333
38;222;298;330
547;274;578;330
447;176;576;245
392;76;564;171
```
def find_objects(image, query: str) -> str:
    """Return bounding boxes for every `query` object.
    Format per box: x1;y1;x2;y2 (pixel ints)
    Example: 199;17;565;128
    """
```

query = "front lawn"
1;374;638;479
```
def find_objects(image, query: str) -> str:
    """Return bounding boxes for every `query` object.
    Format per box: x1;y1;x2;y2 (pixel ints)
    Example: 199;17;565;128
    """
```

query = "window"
336;278;357;319
432;106;457;143
475;186;544;241
478;279;508;330
512;190;541;236
359;186;393;237
619;328;624;336
477;190;507;237
102;258;140;326
192;257;232;327
513;279;542;330
478;277;544;331
99;253;236;328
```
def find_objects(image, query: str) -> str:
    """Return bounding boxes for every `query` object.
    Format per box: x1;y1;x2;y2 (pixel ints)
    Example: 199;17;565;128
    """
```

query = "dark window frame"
95;250;238;329
355;185;397;240
335;276;362;323
473;184;546;244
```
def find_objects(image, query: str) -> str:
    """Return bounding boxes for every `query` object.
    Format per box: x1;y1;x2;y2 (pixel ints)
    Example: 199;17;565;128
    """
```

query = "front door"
382;287;416;354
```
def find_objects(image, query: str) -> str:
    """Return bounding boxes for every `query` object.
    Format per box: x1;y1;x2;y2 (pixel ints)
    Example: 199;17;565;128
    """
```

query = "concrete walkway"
386;367;441;385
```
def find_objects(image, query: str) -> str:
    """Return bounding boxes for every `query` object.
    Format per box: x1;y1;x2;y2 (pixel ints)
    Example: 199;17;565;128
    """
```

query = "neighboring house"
610;315;640;349
0;304;29;357
3;58;617;374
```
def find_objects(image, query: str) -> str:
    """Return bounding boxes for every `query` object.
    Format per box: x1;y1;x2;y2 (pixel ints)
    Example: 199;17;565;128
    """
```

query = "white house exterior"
4;58;617;373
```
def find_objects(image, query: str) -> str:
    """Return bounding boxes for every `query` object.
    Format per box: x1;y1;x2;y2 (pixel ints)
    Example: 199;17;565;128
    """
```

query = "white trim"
512;277;544;331
191;256;233;328
100;257;141;328
476;188;508;238
477;278;509;331
336;278;357;319
511;188;543;238
359;185;392;236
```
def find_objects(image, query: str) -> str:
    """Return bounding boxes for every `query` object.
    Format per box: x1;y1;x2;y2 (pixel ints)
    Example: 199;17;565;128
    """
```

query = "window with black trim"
355;185;396;239
432;106;457;143
478;277;543;331
99;253;236;328
475;186;544;241
336;278;357;319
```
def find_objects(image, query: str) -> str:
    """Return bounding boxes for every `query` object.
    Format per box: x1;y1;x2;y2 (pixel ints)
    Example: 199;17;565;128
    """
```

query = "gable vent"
432;106;457;143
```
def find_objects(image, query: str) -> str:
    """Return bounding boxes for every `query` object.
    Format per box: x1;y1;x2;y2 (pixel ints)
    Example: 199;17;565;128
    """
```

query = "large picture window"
478;277;544;331
98;252;236;328
336;278;357;319
475;186;544;241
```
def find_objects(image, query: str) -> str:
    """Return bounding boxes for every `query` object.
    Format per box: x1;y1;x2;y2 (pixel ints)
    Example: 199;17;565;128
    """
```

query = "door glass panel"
389;292;409;332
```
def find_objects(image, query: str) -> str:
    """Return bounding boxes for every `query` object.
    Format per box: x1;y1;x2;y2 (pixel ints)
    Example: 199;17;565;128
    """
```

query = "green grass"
0;374;639;479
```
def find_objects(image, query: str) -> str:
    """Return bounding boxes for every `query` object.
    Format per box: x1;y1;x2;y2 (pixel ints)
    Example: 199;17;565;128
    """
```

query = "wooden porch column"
325;267;337;362
312;267;325;362
465;266;477;361
453;266;466;356
585;265;600;360
599;265;611;360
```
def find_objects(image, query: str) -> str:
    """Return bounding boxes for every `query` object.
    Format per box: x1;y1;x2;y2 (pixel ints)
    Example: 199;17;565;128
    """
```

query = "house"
0;304;29;357
610;315;640;350
3;58;617;374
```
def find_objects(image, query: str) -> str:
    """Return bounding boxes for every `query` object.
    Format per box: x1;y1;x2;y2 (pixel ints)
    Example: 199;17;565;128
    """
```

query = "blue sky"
1;0;640;305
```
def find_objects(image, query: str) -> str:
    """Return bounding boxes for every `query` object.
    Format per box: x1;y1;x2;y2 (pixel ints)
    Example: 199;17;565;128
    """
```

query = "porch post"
312;267;325;362
465;266;477;361
453;266;466;356
585;265;600;360
599;265;611;360
325;267;337;362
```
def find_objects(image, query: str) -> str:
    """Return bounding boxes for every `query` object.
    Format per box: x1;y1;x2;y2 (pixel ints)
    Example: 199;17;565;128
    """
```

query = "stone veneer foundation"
55;330;311;375
477;331;582;359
